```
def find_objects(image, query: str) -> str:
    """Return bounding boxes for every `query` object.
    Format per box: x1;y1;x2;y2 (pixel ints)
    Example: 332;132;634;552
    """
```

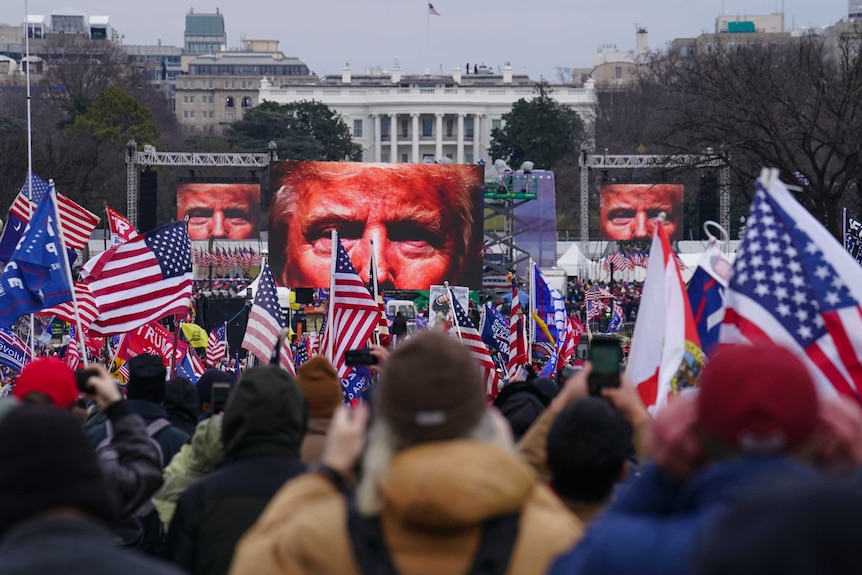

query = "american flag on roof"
242;261;294;374
721;174;862;402
330;236;379;379
82;221;193;336
11;174;100;250
450;295;500;398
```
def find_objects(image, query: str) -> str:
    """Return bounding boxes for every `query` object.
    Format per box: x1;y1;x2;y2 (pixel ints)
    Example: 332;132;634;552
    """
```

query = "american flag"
38;282;99;332
586;298;608;322
330;236;380;379
603;252;633;273
295;337;309;367
66;327;80;371
82;221;193;336
561;316;585;364
206;324;227;367
105;205;138;245
242;261;294;374
11;174;100;250
721;178;862;401
584;284;613;301
450;295;500;398
428;2;440;15
507;285;528;381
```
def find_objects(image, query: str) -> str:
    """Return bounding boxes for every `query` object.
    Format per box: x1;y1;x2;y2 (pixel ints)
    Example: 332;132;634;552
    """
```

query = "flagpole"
425;3;430;75
369;238;381;346
843;207;848;251
326;230;337;361
223;320;229;364
49;186;88;368
444;281;462;342
24;0;35;359
528;259;535;364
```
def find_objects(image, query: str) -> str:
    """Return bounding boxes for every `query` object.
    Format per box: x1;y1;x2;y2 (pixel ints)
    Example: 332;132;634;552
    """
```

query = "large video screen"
268;161;485;290
176;182;261;241
599;183;684;241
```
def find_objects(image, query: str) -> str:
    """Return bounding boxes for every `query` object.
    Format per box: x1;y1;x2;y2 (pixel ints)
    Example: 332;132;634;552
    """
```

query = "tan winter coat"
229;440;583;575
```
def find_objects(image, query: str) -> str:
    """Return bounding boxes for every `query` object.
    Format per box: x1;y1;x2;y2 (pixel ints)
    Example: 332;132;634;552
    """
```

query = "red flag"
330;236;380;379
105;205;139;245
82;221;193;336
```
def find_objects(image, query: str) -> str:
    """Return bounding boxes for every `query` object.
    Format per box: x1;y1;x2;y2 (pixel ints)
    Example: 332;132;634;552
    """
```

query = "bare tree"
647;28;862;236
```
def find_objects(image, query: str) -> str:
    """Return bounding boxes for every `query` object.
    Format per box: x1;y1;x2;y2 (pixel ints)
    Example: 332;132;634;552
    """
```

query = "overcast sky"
15;0;849;81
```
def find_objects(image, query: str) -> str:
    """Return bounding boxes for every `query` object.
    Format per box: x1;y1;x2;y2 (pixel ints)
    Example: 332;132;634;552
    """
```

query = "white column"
411;113;420;163
472;114;481;163
389;113;397;162
456;113;465;164
373;114;382;162
435;113;443;161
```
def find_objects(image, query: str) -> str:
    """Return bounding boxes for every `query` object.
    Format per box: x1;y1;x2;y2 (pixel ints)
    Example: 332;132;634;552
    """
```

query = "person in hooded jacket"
295;356;342;463
153;415;224;528
195;369;236;421
492;377;556;441
228;332;581;575
162;366;307;575
164;376;200;437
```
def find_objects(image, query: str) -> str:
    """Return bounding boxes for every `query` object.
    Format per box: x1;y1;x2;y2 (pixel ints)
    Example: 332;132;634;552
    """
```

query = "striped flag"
81;221;193;336
66;329;81;371
507;284;528;381
428;2;440;15
450;295;500;398
242;260;292;373
295;337;309;367
11;175;99;250
38;282;99;332
206;324;227;367
721;175;862;402
329;235;380;379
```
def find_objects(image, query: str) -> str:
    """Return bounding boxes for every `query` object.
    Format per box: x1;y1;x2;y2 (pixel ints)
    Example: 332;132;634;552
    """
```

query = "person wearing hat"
13;359;165;522
296;356;342;463
87;354;190;469
228;332;582;575
163;366;307;575
548;343;862;575
0;405;185;575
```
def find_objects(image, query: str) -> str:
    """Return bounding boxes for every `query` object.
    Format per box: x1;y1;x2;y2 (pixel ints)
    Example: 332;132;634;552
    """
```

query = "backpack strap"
95;420;115;453
346;493;520;575
465;513;520;575
145;418;172;437
346;494;399;575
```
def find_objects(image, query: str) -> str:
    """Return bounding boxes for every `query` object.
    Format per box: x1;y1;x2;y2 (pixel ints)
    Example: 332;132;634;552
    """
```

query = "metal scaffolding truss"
124;140;276;228
578;153;731;245
483;198;534;277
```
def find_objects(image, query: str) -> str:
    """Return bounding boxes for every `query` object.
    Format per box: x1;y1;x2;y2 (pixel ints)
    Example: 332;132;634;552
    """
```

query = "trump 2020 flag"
628;223;705;413
687;243;731;355
0;191;73;328
721;172;862;401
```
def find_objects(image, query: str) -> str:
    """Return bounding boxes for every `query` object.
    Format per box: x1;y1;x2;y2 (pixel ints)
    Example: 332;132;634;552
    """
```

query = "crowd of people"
0;329;860;575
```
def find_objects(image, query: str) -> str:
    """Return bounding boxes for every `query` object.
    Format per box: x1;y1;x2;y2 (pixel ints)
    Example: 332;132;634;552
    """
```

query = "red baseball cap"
697;344;818;454
13;358;79;409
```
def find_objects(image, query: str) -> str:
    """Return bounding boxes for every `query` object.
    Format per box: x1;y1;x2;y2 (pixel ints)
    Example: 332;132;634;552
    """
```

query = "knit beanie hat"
698;343;818;454
13;357;78;408
376;331;486;445
126;353;167;404
0;405;118;535
297;357;342;417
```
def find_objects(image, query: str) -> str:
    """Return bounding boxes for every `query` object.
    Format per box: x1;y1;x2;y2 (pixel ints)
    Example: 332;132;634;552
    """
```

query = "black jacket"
88;400;190;469
96;401;165;518
163;366;308;575
493;380;553;441
0;515;185;575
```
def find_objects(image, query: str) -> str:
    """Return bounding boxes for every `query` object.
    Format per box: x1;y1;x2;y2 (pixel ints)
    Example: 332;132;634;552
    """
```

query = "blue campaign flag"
0;214;27;265
480;302;510;359
0;191;73;328
687;244;729;355
533;264;568;348
0;328;31;372
342;365;373;404
608;305;625;333
176;351;200;384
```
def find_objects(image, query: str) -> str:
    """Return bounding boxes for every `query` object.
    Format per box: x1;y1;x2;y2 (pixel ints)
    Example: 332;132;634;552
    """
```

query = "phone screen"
591;344;622;375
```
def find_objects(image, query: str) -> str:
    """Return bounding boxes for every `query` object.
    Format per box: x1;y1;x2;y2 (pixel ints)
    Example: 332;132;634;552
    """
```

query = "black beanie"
0;405;118;535
126;353;167;404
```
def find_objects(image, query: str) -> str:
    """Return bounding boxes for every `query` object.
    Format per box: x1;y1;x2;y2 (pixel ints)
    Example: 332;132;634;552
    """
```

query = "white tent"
556;243;602;279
